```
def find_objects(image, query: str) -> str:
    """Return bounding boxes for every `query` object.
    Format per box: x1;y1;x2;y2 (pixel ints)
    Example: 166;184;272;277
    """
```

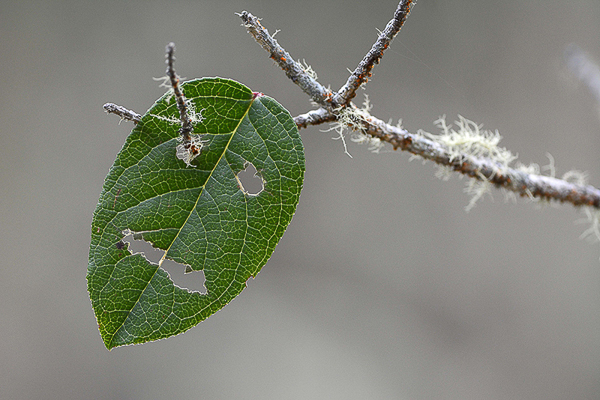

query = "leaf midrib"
107;92;256;347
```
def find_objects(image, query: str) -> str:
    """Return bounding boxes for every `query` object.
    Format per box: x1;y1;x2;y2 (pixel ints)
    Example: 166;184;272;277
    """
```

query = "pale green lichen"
175;134;207;167
299;59;318;81
186;100;204;124
329;95;387;156
428;115;517;166
562;169;588;186
152;75;172;88
419;115;517;210
152;75;188;103
148;101;204;127
579;208;600;243
563;171;600;244
148;113;181;125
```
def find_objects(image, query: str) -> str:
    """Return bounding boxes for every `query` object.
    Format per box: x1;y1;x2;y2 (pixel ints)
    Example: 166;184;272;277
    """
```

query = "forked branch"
239;2;600;210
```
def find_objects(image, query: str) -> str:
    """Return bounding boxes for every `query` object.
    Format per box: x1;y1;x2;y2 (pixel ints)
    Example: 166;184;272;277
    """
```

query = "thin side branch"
103;103;141;124
240;2;600;210
335;0;415;105
165;42;193;139
294;107;337;129
238;11;335;107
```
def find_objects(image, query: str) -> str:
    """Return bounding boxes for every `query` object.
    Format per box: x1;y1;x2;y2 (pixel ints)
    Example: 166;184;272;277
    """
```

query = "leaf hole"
122;232;207;294
236;162;264;196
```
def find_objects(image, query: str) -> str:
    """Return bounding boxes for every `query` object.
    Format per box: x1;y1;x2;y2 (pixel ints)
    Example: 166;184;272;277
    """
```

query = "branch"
294;107;337;129
165;42;193;139
354;109;600;208
103;103;141;124
239;2;600;211
238;11;335;107
335;0;415;105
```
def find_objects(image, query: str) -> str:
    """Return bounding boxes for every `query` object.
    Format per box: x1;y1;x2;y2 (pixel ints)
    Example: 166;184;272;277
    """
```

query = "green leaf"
88;78;305;349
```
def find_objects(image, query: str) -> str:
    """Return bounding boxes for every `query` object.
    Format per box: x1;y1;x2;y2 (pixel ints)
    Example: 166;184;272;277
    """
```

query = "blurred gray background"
2;0;600;399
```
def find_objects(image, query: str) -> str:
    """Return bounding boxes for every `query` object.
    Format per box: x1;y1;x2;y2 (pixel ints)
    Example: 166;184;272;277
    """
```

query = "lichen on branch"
239;1;600;217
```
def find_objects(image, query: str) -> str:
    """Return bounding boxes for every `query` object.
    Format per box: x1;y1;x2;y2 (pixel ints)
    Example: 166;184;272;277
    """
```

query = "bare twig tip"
103;103;142;124
163;42;193;138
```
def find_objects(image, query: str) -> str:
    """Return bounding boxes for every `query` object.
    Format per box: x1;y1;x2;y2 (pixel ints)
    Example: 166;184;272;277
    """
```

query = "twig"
164;43;207;167
103;103;141;124
335;0;415;105
238;11;335;107
165;42;193;140
294;107;337;129
240;2;600;210
354;108;600;208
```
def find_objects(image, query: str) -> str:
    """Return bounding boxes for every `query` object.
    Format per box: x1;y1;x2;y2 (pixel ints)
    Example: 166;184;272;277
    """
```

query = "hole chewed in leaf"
88;77;305;349
236;162;265;196
122;232;207;294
